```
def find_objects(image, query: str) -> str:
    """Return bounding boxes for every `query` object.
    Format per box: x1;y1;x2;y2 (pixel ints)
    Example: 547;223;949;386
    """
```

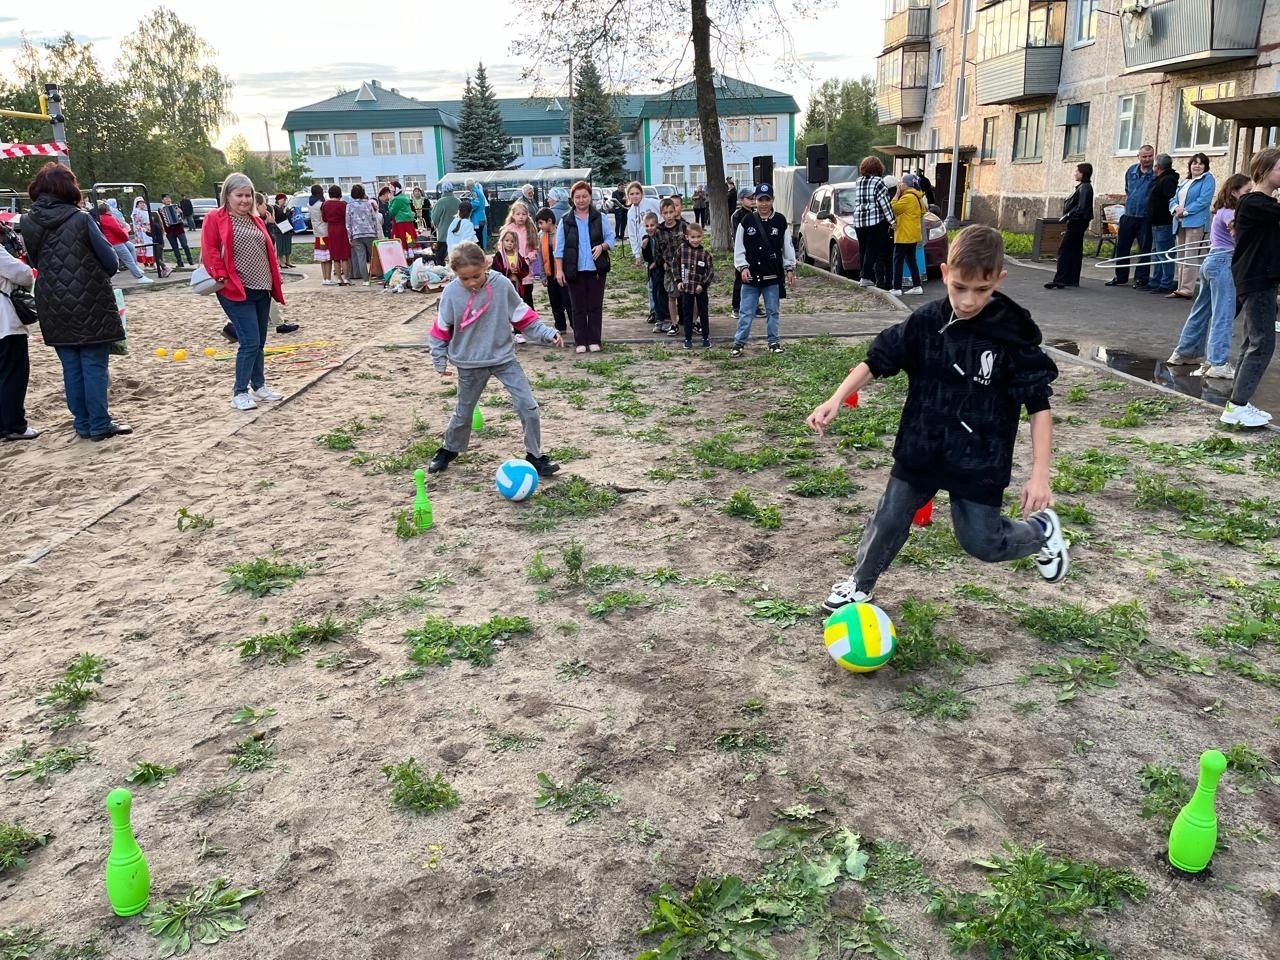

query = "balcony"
1121;0;1264;74
974;0;1064;105
975;46;1063;105
883;0;930;52
876;46;929;124
877;85;927;125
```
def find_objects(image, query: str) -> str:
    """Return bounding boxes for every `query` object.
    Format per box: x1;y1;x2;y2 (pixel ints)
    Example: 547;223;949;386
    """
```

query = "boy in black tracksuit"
807;225;1069;612
677;221;714;347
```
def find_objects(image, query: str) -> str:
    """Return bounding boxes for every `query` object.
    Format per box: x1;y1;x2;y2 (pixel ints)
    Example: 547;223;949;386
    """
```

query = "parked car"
642;185;659;200
650;183;680;198
797;181;948;280
189;197;218;225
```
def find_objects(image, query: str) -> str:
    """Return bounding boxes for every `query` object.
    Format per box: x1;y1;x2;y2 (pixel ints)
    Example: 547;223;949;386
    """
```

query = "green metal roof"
282;83;460;132
640;77;799;119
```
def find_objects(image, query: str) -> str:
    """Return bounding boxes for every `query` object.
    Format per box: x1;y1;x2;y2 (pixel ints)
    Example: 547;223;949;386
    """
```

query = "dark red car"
797;181;948;280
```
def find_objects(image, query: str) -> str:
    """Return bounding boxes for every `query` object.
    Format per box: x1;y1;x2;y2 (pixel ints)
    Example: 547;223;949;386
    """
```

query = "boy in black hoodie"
807;225;1069;612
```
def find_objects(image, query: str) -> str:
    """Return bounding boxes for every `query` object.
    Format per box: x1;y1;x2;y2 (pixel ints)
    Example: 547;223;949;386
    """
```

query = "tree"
795;77;892;168
224;134;272;190
116;6;233;146
273;149;313;195
452;63;517;171
560;56;625;182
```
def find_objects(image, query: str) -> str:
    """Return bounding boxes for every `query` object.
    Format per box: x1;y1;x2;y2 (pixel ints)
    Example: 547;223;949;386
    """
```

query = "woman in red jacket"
321;185;351;286
201;173;286;411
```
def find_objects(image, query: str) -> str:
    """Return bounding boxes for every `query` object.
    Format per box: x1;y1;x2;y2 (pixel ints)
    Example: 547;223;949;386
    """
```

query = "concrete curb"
800;263;909;313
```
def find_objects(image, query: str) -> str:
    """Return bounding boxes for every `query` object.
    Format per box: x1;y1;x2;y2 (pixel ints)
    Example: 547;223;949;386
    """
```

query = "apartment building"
282;77;798;195
876;0;1273;229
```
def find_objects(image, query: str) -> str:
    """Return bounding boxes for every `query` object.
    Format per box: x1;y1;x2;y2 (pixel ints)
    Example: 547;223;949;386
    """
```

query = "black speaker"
806;143;830;184
752;154;774;187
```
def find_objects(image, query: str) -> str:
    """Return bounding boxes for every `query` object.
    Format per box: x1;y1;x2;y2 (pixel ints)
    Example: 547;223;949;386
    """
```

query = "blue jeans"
217;290;271;394
111;242;145;279
1175;250;1236;366
735;283;781;345
54;344;112;436
1150;224;1175;290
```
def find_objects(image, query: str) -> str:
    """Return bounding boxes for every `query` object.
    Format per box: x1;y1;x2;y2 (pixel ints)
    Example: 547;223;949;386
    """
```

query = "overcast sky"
0;2;880;152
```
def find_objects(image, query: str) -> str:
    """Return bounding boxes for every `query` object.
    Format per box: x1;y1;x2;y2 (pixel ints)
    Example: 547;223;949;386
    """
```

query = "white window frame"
622;135;639;155
662;165;685;189
531;136;555;156
399;131;424;155
402;174;427;191
333;133;358;157
752;117;777;142
902;131;919;150
725;118;750;144
688;164;707;188
1074;0;1098;47
1063;103;1090;160
727;162;750;185
337;176;362;192
1115;93;1145;155
304;133;331;157
1174;82;1235;153
931;47;946;88
372;132;397;156
509;138;525;158
1013;109;1046;162
980;117;997;161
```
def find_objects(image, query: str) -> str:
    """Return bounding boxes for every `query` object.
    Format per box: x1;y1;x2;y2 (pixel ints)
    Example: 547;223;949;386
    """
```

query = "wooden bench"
1091;201;1125;258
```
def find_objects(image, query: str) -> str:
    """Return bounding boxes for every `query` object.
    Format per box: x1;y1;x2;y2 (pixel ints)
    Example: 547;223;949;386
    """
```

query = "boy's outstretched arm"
1021;409;1054;515
807;362;875;436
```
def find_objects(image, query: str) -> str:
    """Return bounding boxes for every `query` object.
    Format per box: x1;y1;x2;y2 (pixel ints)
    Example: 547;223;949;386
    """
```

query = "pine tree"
560;57;625;183
453;63;516;171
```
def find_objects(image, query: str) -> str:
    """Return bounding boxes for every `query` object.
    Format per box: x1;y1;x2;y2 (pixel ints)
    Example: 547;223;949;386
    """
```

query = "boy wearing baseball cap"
731;183;796;357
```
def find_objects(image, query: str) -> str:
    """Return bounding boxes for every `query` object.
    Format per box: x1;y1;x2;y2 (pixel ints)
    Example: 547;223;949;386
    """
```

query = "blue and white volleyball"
495;459;540;501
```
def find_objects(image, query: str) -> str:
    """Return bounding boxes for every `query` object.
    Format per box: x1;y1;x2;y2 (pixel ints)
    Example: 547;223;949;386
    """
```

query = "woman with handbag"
272;193;295;268
0;242;37;440
19;163;132;441
201;173;287;411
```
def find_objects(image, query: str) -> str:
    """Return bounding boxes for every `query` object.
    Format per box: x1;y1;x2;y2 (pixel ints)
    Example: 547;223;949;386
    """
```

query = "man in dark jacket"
180;195;195;230
1146;154;1179;293
914;168;936;207
806;224;1067;612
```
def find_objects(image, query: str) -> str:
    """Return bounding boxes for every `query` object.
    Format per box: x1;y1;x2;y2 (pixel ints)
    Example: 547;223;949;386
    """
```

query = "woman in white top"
446;199;478;251
0;243;38;440
307;183;331;284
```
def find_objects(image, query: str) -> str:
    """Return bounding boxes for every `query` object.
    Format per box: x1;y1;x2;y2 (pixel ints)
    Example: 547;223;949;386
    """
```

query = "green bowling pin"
472;406;484;431
104;788;150;916
1167;749;1227;874
413;468;433;531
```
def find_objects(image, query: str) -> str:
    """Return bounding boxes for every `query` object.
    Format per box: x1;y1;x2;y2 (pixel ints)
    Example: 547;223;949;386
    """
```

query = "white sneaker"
1220;401;1272;427
822;575;873;613
904;286;924;296
321;279;337;286
250;385;284;402
859;279;874;288
889;289;903;296
514;333;528;344
1031;508;1069;583
1203;363;1236;380
230;393;257;411
137;275;155;284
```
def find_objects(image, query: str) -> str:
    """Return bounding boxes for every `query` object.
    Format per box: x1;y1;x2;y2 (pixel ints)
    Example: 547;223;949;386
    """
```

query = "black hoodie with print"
865;292;1058;505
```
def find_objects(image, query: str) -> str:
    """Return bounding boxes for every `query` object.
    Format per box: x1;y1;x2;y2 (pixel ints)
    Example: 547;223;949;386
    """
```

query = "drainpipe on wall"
944;0;970;230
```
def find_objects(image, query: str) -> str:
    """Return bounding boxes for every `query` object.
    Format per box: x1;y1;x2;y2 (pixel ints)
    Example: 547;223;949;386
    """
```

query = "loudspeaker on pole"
806;143;830;184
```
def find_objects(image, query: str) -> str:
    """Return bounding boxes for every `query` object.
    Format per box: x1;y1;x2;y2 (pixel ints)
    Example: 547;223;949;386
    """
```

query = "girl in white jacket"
0;243;37;440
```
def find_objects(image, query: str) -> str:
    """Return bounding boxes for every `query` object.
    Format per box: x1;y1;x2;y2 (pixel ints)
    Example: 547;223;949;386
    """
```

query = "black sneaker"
701;339;711;348
769;342;784;354
427;448;457;474
683;340;693;349
526;452;560;477
730;344;745;358
666;326;680;337
221;323;238;343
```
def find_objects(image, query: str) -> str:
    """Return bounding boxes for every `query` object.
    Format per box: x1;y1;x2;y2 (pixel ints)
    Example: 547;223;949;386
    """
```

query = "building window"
725;118;750;143
375;175;398;192
333;134;358;157
532;136;555;156
1074;0;1098;45
304;134;331;157
337;176;362;192
727;162;750;185
1013;109;1046;162
622;135;638;154
659;119;697;144
688;164;706;187
661;165;684;188
980;117;997;160
753;117;777;141
509;138;525;158
931;47;946;87
1175;82;1234;151
929;127;940;155
402;174;427;191
1062;103;1090;160
399;131;424;155
959;75;972;119
977;0;1065;61
372;132;396;156
964;0;976;31
1116;93;1145;153
902;131;919;150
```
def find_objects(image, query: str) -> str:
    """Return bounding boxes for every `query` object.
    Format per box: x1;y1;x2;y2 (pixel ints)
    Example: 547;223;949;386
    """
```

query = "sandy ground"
2;268;1277;959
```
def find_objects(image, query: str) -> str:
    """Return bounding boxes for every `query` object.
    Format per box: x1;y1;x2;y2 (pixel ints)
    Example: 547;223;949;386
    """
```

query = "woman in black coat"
19;163;132;441
1046;162;1094;289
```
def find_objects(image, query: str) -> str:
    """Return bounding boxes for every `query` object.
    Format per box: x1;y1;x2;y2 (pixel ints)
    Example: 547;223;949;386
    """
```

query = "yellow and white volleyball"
204;347;217;357
173;349;187;361
823;602;896;673
154;348;168;358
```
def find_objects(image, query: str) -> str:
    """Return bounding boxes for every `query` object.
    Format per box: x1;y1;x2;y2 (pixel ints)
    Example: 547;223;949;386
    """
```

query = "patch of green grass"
1100;396;1180;428
0;822;50;874
526;476;621;531
1223;743;1280;784
583;564;636;590
382;759;460;814
926;844;1145;958
784;464;859;497
1139;764;1191;827
229;734;276;773
747;598;819;628
740;697;767;717
534;772;619;824
126;761;177;787
1016;600;1145;648
394;508;427;540
403;615;531;668
712;728;783;754
898;523;965;570
487;731;543;753
952;583;1005;607
893;600;982;674
1179;499;1280;545
560;540;586;585
1028;654;1121;701
38;653;105;718
141;878;261;958
316;419;366;451
223;556;305;598
898;684;974;721
645;567;686;586
413;572;455;593
238;616;347;664
1051;448;1128;493
228;705;276;726
546;445;590;462
1134;471;1207;514
1055;503;1095;526
3;743;91;783
691;431;785;473
588;590;652;618
607;384;652;418
556;658;593;681
1064;385;1089;404
525;551;554;583
722;488;782;530
175;507;215;532
866;839;932;897
1218;655;1280;687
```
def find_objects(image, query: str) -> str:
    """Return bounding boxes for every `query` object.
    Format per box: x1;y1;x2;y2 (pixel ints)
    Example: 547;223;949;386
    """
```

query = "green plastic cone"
104;788;150;916
1168;749;1227;874
472;406;484;430
413;468;433;531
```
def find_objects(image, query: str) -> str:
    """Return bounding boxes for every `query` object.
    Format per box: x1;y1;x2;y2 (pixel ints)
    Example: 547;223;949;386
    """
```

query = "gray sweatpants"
852;476;1045;591
443;360;542;456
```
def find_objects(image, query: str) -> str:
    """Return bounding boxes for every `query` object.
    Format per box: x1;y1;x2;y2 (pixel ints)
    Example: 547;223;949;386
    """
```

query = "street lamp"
257;114;273;171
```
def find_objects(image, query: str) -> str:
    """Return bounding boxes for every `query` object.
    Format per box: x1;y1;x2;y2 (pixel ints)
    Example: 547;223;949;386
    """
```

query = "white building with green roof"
281;76;798;194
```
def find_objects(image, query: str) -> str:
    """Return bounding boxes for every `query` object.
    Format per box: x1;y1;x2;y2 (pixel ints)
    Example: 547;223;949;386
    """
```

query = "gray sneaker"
1203;363;1237;379
1031;508;1069;583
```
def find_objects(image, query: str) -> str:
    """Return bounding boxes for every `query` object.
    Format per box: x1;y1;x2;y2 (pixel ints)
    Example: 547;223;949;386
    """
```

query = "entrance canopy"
1191;92;1280;173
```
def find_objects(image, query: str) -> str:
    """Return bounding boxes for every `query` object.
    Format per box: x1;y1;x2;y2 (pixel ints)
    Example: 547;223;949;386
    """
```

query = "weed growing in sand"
1055;503;1095;526
893;600;982;675
229;734;276;773
560;540;586;585
487;732;543;753
1051;448;1128;493
747;598;819;629
1224;743;1280;785
0;822;49;874
141;878;261;958
899;685;974;721
403;615;531;668
393;508;427;540
740;698;767;717
38;653;105;723
238;616;347;664
1065;386;1089;404
898;523;965;570
865;839;931;897
1028;654;1121;701
526;552;554;582
556;659;593;681
178;780;245;814
1100;396;1180;428
223;557;305;598
1219;655;1280;688
526;477;621;531
713;729;783;755
722;488;782;530
785;464;858;497
644;567;686;586
583;564;636;590
927;843;1145;957
534;772;619;824
413;572;455;593
375;667;427;689
382;759;460;815
126;761;177;788
692;431;784;473
316;419;366;451
0;929;103;960
4;743;91;783
228;706;276;726
623;819;661;846
589;591;652;618
1134;472;1207;514
175;507;215;532
1139;764;1191;827
953;583;1005;607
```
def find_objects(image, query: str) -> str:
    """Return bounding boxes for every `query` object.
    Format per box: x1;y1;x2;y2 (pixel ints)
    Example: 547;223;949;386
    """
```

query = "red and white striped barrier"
0;141;69;160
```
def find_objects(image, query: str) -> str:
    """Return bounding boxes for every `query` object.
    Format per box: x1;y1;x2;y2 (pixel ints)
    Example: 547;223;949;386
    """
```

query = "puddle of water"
1048;340;1236;410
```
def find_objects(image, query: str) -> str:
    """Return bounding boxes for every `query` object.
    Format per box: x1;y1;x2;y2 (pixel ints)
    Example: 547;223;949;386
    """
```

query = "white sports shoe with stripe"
823;576;873;613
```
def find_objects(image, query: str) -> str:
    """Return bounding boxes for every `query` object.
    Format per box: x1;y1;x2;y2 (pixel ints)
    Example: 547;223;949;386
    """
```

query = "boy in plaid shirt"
654;197;687;335
677;221;714;348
